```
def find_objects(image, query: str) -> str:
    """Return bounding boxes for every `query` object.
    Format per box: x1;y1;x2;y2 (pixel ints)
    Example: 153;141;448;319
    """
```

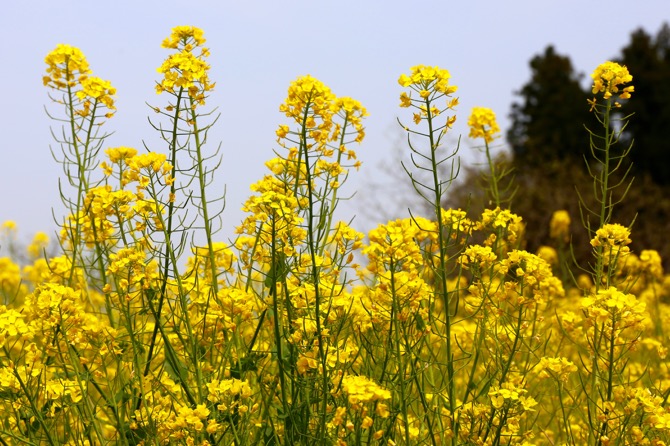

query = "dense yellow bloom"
341;375;391;405
43;44;90;89
549;210;571;241
398;65;458;129
0;306;32;348
0;257;23;297
478;207;525;247
156;26;213;106
328;222;364;255
76;76;116;113
207;378;252;412
460;245;497;270
398;65;456;95
639;249;663;279
161;25;206;49
27;232;49;258
2;221;17;231
500;249;565;302
467;107;501;143
333;96;368;144
488;383;537;412
536;356;577;382
591;61;634;101
536;245;558;265
591;223;632;267
441;208;473;237
279;75;336;124
105;146;138;163
363;218;425;273
591;223;631;249
581;286;646;335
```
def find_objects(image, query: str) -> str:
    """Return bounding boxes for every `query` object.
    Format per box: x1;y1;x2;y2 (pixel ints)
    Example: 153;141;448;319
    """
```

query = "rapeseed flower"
467;107;501;143
591;61;634;101
398;65;456;95
161;25;206;49
341;375;391;406
549;210;571;242
75;76;116;117
43;44;90;90
156;26;213;106
398;64;458;128
590;223;632;267
27;232;49;258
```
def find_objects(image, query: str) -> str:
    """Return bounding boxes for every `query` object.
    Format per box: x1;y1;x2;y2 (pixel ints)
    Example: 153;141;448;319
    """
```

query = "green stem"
425;99;456;443
483;138;500;208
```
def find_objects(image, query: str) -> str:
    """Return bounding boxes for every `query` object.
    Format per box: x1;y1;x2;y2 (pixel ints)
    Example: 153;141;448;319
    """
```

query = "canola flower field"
0;26;666;446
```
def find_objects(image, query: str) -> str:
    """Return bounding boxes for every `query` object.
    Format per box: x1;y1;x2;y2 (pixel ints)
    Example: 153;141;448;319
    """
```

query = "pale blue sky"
1;0;667;247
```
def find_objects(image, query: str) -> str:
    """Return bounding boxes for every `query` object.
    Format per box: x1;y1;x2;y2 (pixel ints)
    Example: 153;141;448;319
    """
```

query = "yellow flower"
536;245;558;265
397;65;455;94
2;221;17;231
27;232;49;258
590;61;634;106
549;210;571;241
399;92;412;107
460;245;497;270
398;65;458;129
106;146;138;163
76;76;116;111
467;107;501;143
157;26;213;106
43;44;91;90
537;356;577;382
590;223;632;265
341;375;391;405
639;249;663;279
161;25;206;49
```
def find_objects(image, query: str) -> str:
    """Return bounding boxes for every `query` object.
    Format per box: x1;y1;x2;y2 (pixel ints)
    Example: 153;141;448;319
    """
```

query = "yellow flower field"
1;25;667;446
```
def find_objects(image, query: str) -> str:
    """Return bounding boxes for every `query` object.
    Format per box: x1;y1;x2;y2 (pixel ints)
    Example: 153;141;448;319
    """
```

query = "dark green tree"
618;23;670;186
508;46;597;167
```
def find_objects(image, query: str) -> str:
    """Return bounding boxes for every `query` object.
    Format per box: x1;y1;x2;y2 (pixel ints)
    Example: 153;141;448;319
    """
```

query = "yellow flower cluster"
398;64;458;128
333;96;368;144
341;374;391;405
43;44;116;118
500;249;565;302
591;61;634;101
398;65;456;94
488;383;538;412
43;44;90;89
280;74;335;124
76;76;117;117
639;249;664;279
549;209;571;242
478;207;525;248
274;75;366;189
161;25;206;49
206;378;252;412
19;29;670;446
156;25;214;106
27;231;49;258
0;257;25;298
460;244;497;271
536;356;578;382
0;306;32;348
467;107;501;143
590;223;632;267
581;286;647;343
363;218;425;273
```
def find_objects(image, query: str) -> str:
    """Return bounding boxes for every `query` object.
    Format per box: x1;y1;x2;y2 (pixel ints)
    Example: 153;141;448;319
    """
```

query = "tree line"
446;22;670;271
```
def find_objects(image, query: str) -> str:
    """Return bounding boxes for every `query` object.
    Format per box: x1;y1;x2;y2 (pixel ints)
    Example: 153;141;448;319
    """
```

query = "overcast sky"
1;0;667;248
